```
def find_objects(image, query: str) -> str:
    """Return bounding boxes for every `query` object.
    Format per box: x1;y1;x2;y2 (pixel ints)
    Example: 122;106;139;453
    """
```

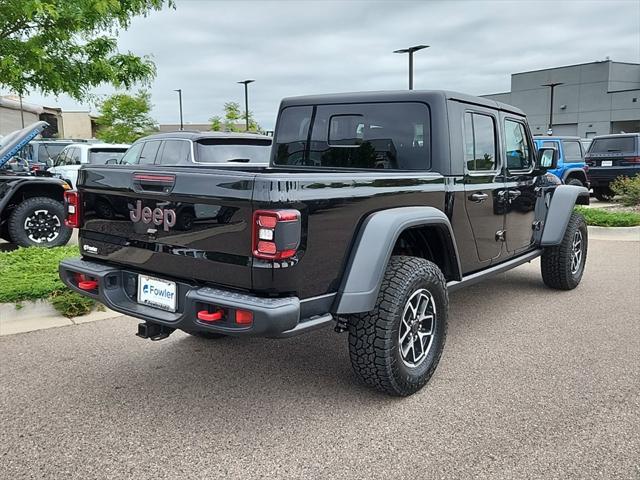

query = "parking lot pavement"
1;239;639;480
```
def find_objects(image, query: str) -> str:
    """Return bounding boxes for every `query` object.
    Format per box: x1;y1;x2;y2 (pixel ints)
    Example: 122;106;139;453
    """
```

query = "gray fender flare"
334;206;461;315
540;185;589;246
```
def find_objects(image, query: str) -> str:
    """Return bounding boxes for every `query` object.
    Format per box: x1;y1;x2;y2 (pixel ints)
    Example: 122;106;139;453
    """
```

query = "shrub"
574;206;640;227
610;175;640;206
50;290;95;318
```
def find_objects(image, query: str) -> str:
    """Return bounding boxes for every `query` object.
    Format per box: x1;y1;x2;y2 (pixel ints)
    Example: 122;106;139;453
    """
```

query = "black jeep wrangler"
0;122;73;247
60;91;589;396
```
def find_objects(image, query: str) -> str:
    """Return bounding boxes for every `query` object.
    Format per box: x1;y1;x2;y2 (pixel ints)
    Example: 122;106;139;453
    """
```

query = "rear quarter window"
274;102;430;170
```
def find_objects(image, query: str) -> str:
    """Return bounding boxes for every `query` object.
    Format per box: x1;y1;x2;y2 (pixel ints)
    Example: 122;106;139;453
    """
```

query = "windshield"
589;136;636;154
88;148;128;164
195;139;271;163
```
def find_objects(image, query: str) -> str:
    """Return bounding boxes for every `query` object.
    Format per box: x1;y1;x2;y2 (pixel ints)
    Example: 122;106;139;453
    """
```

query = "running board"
447;249;543;293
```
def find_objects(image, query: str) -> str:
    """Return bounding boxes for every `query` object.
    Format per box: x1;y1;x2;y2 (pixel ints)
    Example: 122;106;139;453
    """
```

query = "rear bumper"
59;258;332;338
588;166;640;186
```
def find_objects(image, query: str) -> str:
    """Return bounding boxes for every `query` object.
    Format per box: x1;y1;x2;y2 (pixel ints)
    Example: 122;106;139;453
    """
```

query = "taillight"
252;209;301;260
64;190;81;228
625;156;640;164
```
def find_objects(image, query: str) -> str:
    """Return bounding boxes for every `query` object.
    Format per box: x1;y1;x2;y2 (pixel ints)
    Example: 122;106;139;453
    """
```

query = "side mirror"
537;147;558;171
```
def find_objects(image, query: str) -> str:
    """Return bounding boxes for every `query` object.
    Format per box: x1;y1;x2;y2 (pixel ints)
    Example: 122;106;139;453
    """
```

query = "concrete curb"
0;300;124;336
588;225;640;242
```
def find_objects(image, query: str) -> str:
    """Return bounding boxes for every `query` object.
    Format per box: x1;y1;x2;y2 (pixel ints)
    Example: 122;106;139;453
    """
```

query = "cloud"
11;0;640;130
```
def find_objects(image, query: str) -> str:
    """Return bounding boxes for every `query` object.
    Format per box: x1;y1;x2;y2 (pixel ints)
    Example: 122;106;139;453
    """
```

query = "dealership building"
482;60;640;138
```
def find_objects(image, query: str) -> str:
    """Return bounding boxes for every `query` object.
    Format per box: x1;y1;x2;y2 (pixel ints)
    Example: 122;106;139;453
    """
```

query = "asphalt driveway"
1;238;639;479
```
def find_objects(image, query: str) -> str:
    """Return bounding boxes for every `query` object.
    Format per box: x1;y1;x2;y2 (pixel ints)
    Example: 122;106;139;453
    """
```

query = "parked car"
48;143;129;188
533;136;589;187
119;131;272;166
60;90;589;396
0;122;73;247
585;133;640;201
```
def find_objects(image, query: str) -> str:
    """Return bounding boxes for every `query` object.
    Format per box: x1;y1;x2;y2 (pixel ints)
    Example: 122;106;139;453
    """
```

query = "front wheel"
347;256;448;396
8;197;72;247
541;212;588;290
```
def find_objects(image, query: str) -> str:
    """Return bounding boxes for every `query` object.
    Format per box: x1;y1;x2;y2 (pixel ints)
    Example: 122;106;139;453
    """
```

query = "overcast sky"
7;0;640;130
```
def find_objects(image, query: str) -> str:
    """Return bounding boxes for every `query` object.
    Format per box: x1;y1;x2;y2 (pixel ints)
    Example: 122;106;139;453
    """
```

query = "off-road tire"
593;187;614;202
347;256;448;396
566;177;584;187
541;212;587;290
8;197;72;247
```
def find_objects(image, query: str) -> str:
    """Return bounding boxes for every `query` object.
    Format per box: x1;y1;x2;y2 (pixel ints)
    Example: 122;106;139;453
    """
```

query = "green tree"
209;101;261;132
0;0;173;100
96;91;157;143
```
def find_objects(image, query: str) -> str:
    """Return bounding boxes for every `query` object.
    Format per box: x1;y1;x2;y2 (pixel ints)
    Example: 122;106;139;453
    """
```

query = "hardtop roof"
279;90;526;116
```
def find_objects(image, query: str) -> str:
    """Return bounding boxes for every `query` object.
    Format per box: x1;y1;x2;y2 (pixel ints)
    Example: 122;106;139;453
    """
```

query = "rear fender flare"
562;168;588;183
334;207;461;314
540;185;589;246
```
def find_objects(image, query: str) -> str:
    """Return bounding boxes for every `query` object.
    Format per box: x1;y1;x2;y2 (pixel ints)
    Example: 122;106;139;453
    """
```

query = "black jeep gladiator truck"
60;91;589;396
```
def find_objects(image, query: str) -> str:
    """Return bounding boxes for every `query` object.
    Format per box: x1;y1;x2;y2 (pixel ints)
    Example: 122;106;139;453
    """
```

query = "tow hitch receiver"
136;322;174;341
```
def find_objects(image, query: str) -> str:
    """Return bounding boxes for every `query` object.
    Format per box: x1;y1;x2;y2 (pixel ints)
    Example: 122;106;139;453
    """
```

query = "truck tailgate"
77;166;257;291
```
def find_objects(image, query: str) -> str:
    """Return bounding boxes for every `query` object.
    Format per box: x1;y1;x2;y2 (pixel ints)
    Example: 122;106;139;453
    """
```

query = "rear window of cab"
274;102;431;170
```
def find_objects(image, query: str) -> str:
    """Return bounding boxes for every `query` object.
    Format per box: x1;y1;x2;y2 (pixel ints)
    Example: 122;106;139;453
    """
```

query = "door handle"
468;192;489;203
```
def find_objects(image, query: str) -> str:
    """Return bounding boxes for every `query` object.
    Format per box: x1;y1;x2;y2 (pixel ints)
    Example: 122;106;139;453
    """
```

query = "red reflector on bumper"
235;309;253;325
197;310;223;322
78;280;98;291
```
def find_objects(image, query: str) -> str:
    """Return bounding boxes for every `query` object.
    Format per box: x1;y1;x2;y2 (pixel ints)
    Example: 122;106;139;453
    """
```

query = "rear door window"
138;141;162;165
561;140;583;162
463;112;497;172
274;102;430;170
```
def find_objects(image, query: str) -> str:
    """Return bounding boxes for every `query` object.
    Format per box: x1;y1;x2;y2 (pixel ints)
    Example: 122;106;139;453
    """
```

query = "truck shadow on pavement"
69;264;548;412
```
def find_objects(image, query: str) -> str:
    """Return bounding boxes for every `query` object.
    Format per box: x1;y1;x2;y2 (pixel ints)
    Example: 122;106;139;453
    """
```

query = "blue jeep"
534;136;590;188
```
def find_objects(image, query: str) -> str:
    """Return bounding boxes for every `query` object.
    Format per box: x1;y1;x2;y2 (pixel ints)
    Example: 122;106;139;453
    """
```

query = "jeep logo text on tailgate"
130;200;177;231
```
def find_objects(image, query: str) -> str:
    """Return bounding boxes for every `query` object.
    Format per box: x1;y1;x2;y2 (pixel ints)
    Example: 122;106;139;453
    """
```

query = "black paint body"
75;91;547;304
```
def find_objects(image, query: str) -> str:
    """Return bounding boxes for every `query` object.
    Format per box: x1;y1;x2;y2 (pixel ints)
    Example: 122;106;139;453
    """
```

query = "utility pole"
174;89;183;130
542;82;563;134
393;45;429;90
18;94;25;128
237;80;255;131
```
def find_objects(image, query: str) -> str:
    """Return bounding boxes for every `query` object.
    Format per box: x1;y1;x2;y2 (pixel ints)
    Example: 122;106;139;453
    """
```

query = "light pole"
174;89;183;131
541;82;563;134
237;80;255;131
393;45;429;90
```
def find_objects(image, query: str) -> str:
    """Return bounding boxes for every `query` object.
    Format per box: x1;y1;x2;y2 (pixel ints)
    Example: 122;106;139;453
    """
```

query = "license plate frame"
137;274;177;312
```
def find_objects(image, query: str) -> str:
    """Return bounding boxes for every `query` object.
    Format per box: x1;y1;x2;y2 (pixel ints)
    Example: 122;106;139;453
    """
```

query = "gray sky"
8;0;640;130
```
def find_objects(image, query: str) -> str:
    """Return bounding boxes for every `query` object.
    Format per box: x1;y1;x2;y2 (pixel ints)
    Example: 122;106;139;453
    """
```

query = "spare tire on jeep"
8;196;72;247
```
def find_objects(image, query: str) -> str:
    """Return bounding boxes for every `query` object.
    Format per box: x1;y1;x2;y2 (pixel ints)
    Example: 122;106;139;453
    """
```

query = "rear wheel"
541;212;587;290
347;256;448;396
593;187;614;201
566;177;584;187
8;197;72;247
